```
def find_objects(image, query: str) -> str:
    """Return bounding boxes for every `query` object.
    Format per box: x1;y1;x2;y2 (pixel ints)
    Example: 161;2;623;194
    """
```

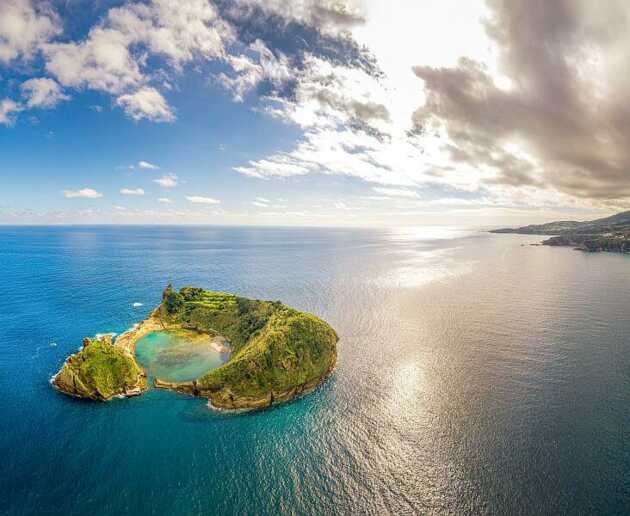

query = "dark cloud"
310;2;366;29
412;0;630;200
313;88;389;121
217;0;381;93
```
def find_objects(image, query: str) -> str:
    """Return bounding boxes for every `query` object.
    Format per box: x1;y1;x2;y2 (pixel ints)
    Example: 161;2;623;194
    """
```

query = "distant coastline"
491;210;630;253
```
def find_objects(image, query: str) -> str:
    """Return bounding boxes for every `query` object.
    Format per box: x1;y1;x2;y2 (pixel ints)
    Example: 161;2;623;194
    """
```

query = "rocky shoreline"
154;347;337;410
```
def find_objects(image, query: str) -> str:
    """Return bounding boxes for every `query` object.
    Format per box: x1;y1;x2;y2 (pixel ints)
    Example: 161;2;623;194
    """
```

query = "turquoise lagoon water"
135;331;228;382
1;225;629;515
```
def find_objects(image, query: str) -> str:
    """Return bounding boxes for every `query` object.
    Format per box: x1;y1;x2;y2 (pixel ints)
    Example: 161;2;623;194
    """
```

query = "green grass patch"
55;340;145;400
161;286;338;399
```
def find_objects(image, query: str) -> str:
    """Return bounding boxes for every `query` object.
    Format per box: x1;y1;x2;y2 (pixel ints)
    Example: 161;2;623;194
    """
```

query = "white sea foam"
207;399;223;411
206;399;250;413
95;332;117;340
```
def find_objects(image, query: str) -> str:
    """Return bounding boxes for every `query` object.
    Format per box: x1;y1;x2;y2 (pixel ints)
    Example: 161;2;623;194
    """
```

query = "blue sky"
0;0;625;226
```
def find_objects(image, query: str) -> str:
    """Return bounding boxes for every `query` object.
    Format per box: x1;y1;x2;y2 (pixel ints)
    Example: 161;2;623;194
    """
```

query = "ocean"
1;225;629;515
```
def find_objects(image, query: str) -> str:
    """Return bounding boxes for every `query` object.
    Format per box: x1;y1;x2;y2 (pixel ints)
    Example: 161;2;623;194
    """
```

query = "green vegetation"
161;286;279;351
198;307;337;397
159;286;338;407
53;337;146;401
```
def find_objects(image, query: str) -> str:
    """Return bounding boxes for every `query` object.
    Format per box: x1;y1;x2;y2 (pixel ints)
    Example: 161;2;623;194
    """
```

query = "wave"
95;332;117;340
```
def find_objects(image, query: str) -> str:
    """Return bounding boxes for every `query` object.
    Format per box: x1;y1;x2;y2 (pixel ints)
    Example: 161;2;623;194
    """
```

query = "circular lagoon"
135;330;230;382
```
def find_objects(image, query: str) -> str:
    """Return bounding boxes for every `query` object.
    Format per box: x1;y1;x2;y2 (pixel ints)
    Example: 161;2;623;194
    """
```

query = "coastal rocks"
52;336;147;401
154;345;338;410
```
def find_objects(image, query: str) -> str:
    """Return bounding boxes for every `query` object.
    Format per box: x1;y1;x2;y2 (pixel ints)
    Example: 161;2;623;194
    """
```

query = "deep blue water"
1;225;629;515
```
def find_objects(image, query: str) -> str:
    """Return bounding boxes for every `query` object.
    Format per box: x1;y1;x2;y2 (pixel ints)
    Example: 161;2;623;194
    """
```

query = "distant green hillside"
491;210;630;253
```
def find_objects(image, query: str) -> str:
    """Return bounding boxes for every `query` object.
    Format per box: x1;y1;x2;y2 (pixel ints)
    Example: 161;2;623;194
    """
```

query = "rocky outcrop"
53;336;147;401
542;233;630;253
154;348;336;410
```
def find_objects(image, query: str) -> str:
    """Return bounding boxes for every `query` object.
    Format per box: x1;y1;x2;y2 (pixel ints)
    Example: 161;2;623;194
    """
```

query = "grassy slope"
55;339;145;400
162;287;338;398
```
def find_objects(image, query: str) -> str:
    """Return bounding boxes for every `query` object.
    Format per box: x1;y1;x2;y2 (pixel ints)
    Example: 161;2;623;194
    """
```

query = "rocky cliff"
52;335;147;401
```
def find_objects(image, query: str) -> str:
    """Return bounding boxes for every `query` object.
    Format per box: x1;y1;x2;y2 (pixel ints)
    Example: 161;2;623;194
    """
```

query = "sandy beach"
114;309;169;355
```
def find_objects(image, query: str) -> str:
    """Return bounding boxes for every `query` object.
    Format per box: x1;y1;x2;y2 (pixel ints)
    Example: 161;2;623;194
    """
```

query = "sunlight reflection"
387;226;472;243
393;361;425;399
377;247;475;288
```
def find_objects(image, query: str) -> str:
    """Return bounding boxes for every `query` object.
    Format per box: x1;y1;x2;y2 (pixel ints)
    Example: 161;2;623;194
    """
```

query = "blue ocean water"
1;225;629;515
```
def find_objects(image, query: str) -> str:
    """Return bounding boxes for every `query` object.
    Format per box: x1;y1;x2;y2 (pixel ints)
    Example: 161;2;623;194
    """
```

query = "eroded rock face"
53;337;147;401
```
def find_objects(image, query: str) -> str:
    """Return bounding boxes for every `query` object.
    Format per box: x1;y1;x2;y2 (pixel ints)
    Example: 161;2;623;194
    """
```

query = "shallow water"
1;225;629;515
135;331;228;382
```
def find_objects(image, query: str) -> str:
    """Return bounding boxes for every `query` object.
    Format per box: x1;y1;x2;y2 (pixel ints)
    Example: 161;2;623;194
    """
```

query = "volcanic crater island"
52;285;338;410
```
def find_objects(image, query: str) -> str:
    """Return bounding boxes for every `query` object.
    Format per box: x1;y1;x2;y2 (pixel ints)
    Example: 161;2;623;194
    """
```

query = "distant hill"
491;211;630;235
491;211;630;253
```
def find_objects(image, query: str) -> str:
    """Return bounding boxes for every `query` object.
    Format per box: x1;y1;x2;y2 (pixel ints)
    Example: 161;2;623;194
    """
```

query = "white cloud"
154;173;178;187
234;155;315;179
218;40;292;101
229;0;366;34
0;0;60;63
120;187;145;195
157;197;173;203
63;188;103;199
334;201;351;210
218;54;264;102
41;0;235;121
106;0;232;65
372;187;419;198
116;87;175;122
45;27;143;94
256;197;270;203
186;195;221;205
138;160;159;170
0;99;22;125
252;201;268;208
20;78;69;109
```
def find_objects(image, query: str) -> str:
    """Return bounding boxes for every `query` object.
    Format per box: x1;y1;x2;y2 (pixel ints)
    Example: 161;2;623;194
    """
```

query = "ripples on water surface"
1;226;629;515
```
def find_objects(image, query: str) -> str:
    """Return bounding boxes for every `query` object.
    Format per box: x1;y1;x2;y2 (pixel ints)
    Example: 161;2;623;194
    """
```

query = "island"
52;285;338;409
490;210;630;253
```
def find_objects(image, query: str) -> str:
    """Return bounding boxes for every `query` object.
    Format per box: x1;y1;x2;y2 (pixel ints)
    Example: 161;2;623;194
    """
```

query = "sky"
1;0;629;226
